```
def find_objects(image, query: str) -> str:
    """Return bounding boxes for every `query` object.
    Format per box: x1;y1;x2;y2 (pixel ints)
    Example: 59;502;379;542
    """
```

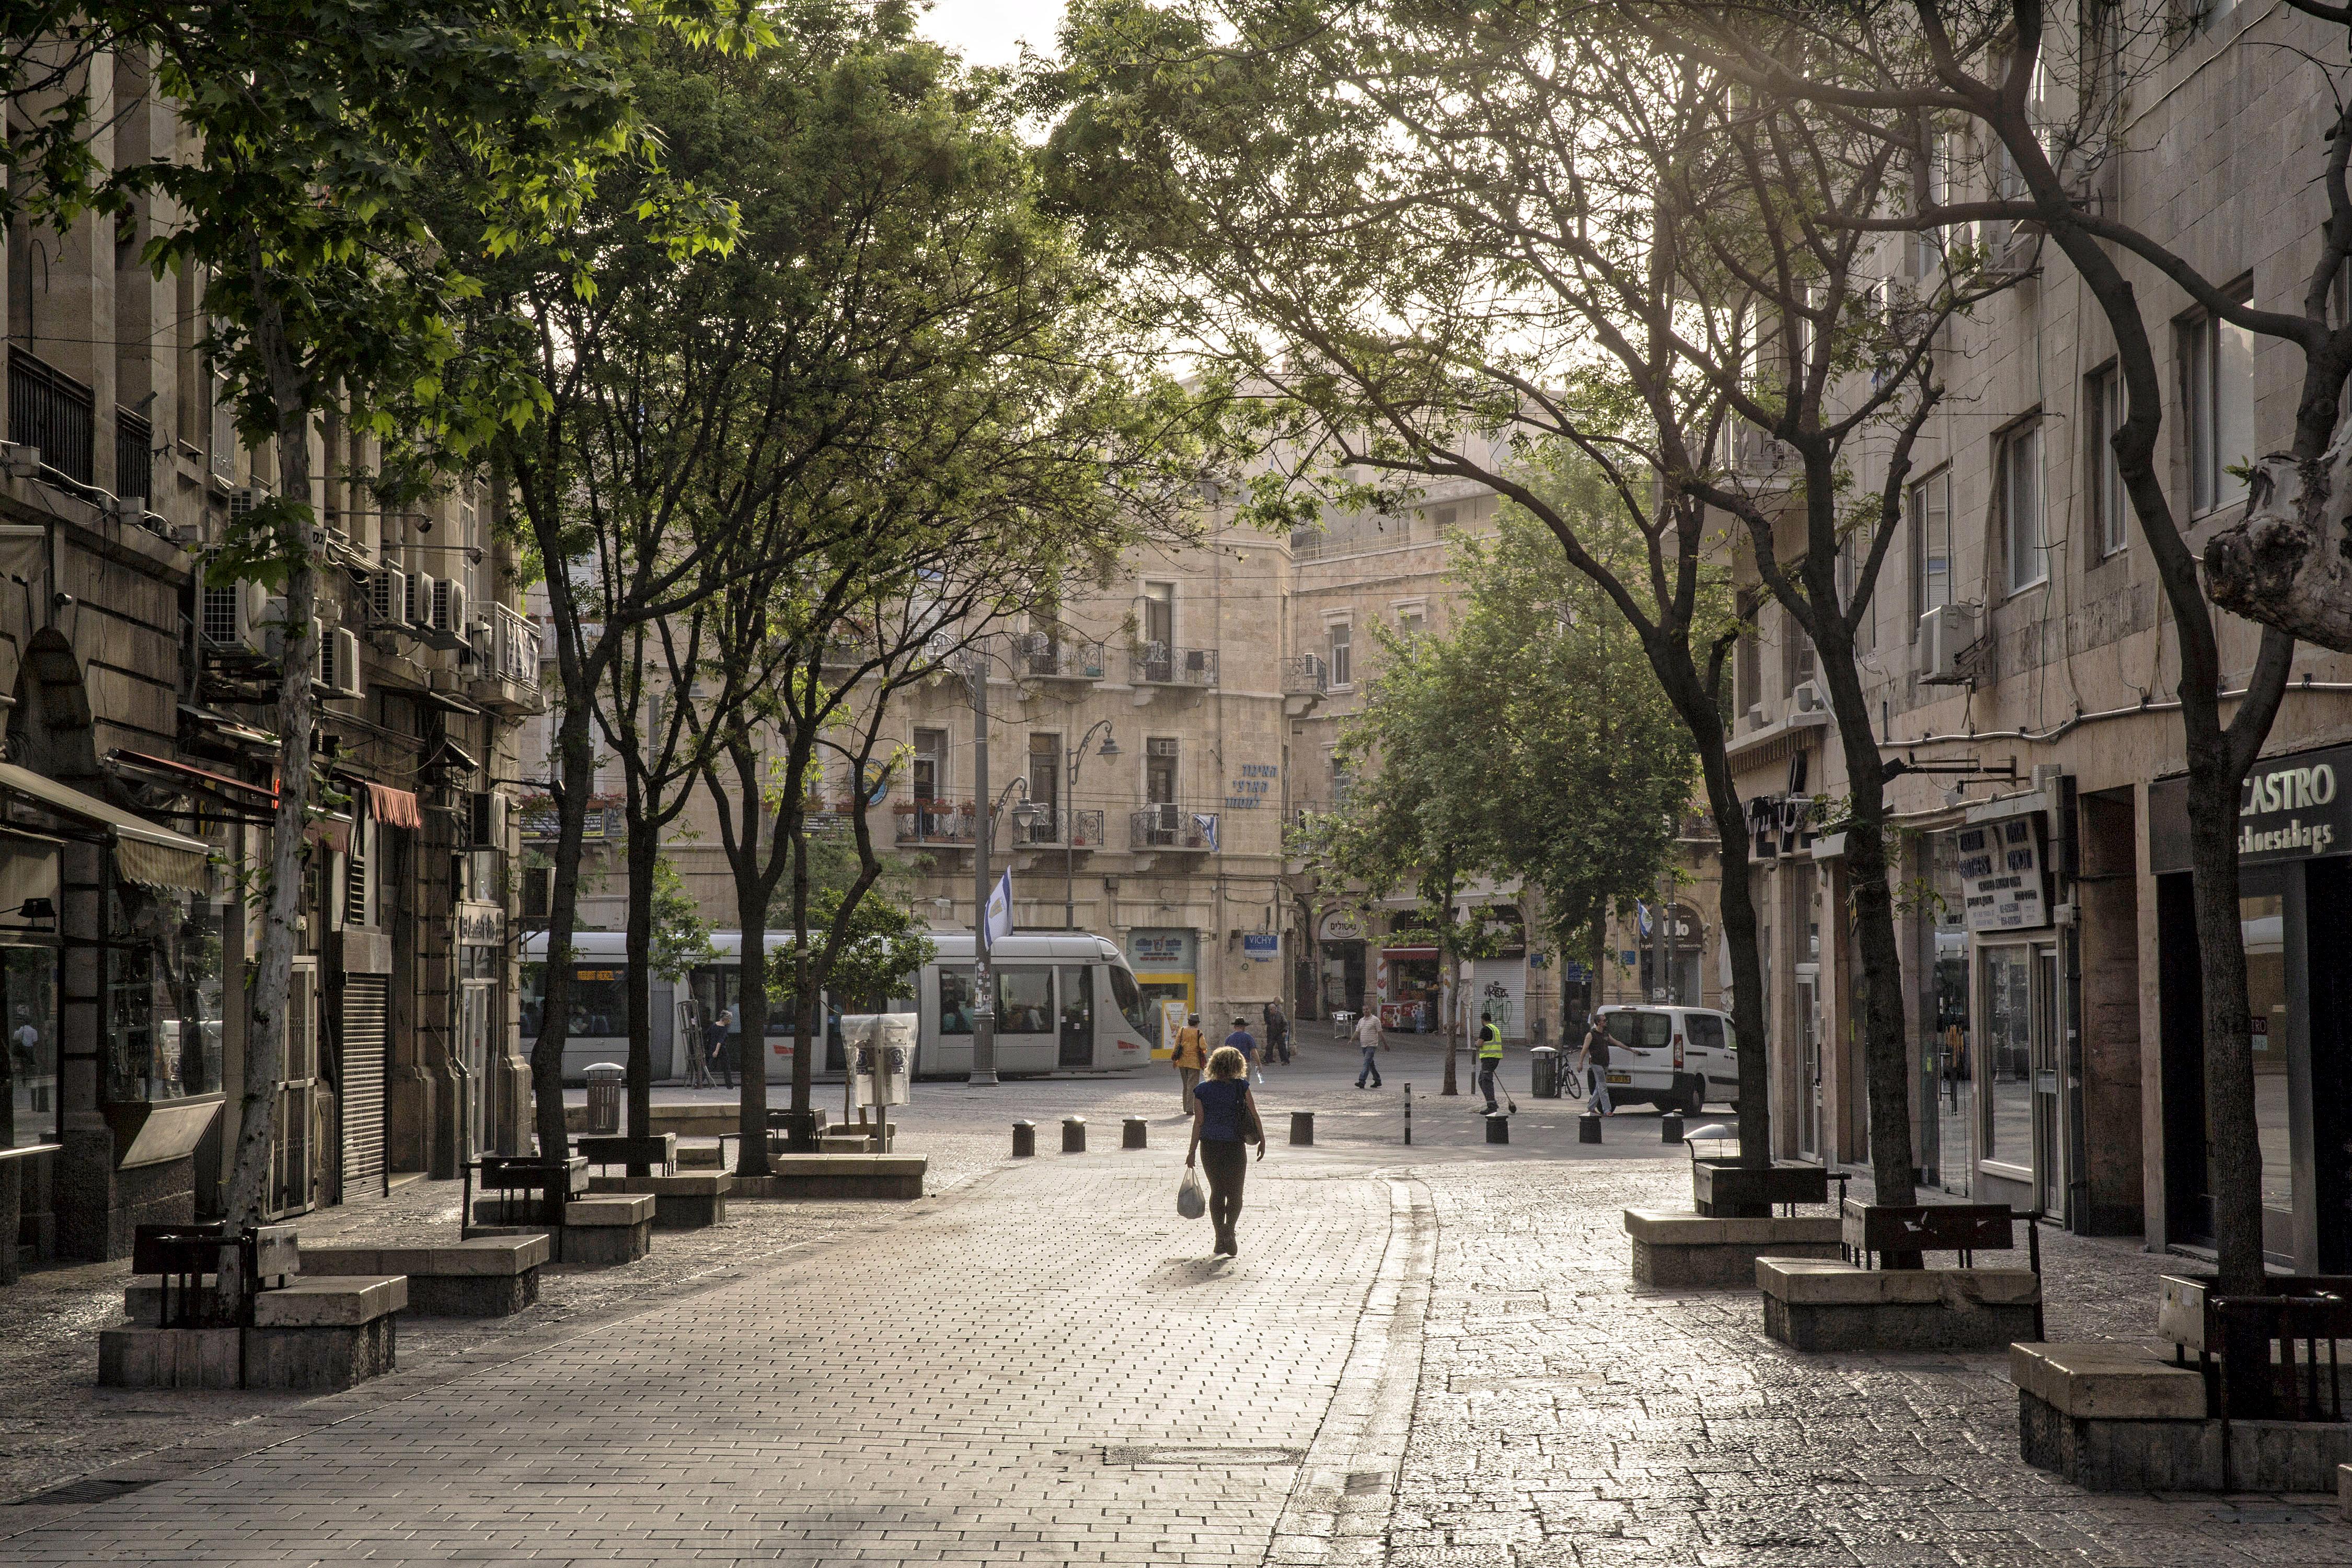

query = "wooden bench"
574;1133;677;1176
300;1235;551;1316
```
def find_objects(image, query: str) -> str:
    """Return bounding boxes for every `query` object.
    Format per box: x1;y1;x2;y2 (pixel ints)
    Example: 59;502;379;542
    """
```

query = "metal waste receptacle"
585;1062;624;1134
1529;1046;1560;1099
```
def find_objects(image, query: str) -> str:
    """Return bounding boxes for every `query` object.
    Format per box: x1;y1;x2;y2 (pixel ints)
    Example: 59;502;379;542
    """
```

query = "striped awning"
0;762;212;891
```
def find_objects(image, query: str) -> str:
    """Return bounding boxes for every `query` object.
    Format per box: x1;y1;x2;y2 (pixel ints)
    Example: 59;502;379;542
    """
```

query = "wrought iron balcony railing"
1129;803;1218;851
1281;654;1328;697
9;351;95;486
1017;633;1108;681
1131;642;1218;688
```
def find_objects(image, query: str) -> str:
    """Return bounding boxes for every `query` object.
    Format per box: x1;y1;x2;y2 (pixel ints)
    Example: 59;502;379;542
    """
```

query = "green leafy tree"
647;860;718;983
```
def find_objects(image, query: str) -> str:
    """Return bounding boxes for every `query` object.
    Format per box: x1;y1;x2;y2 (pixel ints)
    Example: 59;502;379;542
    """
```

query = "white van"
1588;1005;1739;1115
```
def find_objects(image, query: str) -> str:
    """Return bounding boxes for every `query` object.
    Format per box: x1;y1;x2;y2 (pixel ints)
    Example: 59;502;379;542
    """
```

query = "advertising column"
1125;928;1197;1054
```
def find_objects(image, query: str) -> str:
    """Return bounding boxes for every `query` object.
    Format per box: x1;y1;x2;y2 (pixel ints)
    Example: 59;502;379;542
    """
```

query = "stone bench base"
1757;1258;2040;1351
103;1276;406;1391
301;1237;549;1317
585;1173;729;1229
1623;1209;1842;1288
556;1194;654;1266
2015;1340;2352;1492
733;1154;926;1201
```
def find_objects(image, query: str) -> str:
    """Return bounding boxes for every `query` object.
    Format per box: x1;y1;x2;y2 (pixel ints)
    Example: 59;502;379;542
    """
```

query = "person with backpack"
1171;1014;1209;1112
1475;1010;1505;1113
1577;1014;1614;1113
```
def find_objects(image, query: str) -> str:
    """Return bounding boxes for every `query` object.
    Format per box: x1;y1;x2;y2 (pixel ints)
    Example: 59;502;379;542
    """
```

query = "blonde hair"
1206;1044;1247;1080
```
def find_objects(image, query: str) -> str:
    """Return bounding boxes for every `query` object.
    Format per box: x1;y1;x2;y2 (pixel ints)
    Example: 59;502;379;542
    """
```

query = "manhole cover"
1099;1444;1302;1467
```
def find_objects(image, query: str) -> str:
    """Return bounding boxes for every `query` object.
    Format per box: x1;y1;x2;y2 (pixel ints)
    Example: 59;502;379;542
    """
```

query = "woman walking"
1186;1045;1264;1257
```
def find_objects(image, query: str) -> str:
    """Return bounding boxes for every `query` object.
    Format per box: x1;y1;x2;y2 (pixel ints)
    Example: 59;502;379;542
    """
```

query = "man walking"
1262;1000;1291;1064
1577;1015;1614;1113
1476;1010;1505;1113
1354;1009;1385;1088
1227;1016;1263;1086
711;1004;738;1089
1172;1013;1208;1112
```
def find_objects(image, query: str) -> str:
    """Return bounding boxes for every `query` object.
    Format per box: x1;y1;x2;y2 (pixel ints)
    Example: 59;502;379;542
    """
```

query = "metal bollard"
1661;1111;1685;1145
1403;1083;1412;1146
1123;1116;1148;1149
1012;1121;1036;1157
1290;1110;1314;1146
1062;1116;1087;1153
1578;1111;1603;1145
1485;1113;1509;1145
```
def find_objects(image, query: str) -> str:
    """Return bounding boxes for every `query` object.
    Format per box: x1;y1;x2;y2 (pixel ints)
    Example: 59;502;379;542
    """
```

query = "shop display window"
103;882;224;1103
2240;893;2295;1219
3;946;57;1146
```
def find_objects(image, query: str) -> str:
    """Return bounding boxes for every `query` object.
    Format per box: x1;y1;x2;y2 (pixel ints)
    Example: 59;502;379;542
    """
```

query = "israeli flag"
984;868;1014;943
1636;899;1653;938
1194;813;1219;851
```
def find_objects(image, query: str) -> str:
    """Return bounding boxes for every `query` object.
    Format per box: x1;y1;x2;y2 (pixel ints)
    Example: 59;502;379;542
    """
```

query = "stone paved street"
4;1035;2350;1565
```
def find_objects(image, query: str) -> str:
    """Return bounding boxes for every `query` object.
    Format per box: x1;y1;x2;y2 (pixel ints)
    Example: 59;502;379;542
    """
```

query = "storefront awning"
0;762;213;891
112;750;279;812
365;782;423;831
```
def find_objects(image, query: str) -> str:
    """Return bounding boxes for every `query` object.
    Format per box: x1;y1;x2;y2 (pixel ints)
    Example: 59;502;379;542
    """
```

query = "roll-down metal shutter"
340;975;390;1199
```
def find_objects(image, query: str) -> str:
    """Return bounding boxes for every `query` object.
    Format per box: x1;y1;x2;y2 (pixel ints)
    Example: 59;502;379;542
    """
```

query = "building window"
1909;465;1953;621
2087;364;2127;557
1328;621;1352;686
2001;419;2046;593
1433;505;1457;528
2181;304;2254;516
1780;605;1815;694
913;729;947;801
1141;581;1174;650
1395;608;1424;640
1145;737;1178;806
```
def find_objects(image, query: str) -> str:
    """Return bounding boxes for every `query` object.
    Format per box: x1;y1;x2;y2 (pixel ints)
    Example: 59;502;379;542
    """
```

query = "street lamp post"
966;641;1037;1089
1063;721;1119;931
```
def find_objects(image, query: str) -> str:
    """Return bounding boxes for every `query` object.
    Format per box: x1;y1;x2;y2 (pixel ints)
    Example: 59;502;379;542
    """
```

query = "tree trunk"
1698;745;1773;1169
219;271;317;1311
789;820;819;1150
531;690;595;1166
621;802;658;1176
1439;867;1460;1096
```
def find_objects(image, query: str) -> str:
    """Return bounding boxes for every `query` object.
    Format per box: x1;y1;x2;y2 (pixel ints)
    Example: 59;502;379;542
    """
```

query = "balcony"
895;800;977;848
1130;643;1218;689
1129;802;1218;852
818;640;866;674
115;406;153;506
465;602;546;717
1007;805;1106;850
1016;633;1107;682
9;351;95;487
1281;654;1329;696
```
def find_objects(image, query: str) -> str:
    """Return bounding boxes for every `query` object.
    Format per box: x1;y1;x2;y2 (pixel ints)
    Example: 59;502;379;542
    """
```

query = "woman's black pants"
1200;1139;1248;1237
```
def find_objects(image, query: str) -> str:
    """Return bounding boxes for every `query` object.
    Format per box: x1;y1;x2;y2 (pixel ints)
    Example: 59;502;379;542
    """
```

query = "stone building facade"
1732;0;2352;1259
2;51;541;1276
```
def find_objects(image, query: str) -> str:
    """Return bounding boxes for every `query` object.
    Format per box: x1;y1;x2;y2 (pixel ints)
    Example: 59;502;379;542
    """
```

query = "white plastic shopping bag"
1177;1167;1206;1219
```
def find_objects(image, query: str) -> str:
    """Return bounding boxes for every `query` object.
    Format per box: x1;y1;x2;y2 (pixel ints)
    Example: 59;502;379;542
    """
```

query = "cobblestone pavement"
3;1036;2348;1564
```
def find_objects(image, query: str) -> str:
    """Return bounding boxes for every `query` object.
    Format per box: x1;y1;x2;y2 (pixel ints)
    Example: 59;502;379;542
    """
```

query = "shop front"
1379;944;1441;1033
1947;803;2062;1218
1315;908;1366;1021
1125;928;1196;1051
2151;743;2352;1271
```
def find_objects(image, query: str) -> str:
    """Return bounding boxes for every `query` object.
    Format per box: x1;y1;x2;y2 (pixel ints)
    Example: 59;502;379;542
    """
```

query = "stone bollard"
1579;1111;1603;1145
1062;1116;1087;1154
1485;1113;1510;1145
1661;1111;1685;1144
1012;1121;1036;1158
1290;1110;1314;1146
1123;1116;1148;1149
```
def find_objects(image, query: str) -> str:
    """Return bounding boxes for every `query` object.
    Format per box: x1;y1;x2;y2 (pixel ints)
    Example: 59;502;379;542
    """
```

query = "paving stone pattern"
5;1037;2351;1565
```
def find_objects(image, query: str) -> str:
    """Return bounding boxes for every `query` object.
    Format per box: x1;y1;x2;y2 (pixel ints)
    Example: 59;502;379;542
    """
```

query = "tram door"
1058;965;1095;1068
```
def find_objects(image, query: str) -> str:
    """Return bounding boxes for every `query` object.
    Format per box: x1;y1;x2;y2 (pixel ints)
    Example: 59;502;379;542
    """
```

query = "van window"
1686;1014;1724;1053
1605;1010;1672;1049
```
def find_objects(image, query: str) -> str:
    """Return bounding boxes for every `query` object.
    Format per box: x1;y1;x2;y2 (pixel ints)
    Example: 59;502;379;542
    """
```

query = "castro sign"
2240;758;2342;859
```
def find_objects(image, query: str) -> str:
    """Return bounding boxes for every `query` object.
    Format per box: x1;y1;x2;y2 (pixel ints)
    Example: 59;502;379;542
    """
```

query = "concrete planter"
1757;1257;2040;1351
732;1155;927;1201
1622;1209;1842;1288
586;1173;730;1229
555;1195;655;1266
1690;1158;1829;1218
301;1237;550;1317
102;1275;408;1391
2013;1340;2352;1492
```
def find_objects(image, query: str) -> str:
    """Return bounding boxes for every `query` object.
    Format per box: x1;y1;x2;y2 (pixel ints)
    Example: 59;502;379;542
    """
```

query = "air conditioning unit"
322;626;363;700
468;790;506;849
370;565;409;628
266;611;319;666
425;579;469;649
1790;679;1826;715
104;494;146;523
199;573;271;652
1919;602;1979;685
407;571;436;629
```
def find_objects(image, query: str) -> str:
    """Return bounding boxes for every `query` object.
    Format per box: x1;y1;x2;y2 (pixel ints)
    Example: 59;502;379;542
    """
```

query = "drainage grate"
13;1476;162;1507
1098;1444;1303;1467
1345;1470;1388;1494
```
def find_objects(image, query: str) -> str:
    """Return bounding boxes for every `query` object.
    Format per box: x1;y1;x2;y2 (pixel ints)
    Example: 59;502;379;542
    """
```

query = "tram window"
565;968;627;1037
1109;965;1150;1036
938;966;976;1035
996;967;1054;1033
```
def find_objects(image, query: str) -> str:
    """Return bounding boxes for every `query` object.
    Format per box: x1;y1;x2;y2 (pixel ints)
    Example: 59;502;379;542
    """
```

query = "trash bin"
585;1062;624;1134
1529;1046;1560;1099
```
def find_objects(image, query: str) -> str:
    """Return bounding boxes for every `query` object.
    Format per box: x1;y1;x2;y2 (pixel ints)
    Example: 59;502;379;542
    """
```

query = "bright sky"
919;0;1067;68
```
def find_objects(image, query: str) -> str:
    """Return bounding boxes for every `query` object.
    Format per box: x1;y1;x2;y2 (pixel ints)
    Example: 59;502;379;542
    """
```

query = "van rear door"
1684;1011;1736;1098
1602;1009;1674;1088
